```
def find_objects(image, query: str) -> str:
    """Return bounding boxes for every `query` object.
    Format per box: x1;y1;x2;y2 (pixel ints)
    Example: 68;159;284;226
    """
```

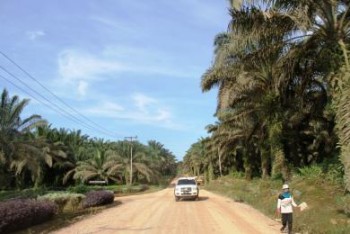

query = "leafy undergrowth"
67;184;156;196
0;199;57;233
38;192;85;213
82;190;114;208
0;188;47;201
13;200;122;234
204;176;350;234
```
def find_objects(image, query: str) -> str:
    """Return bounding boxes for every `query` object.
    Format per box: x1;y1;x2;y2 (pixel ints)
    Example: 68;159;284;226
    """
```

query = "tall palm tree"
0;89;47;188
202;5;292;179
254;0;350;189
147;140;177;177
64;148;121;184
110;141;158;185
201;0;349;183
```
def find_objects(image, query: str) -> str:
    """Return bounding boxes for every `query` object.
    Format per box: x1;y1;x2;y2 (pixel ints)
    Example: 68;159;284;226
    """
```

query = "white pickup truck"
174;177;199;201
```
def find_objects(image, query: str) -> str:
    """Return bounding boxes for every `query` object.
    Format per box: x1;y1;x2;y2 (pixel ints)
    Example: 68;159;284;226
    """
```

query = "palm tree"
110;141;158;185
32;125;71;186
0;89;47;188
202;6;292;179
64;148;121;184
247;0;350;189
201;0;349;183
147;140;177;177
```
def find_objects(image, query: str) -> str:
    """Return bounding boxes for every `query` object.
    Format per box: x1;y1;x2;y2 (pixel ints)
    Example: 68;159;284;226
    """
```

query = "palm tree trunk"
208;162;214;181
332;70;350;191
261;148;270;179
218;148;223;177
271;144;289;181
340;144;350;191
243;148;252;180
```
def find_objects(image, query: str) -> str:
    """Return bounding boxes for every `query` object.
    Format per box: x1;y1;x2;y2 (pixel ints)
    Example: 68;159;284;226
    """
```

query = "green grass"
204;176;350;234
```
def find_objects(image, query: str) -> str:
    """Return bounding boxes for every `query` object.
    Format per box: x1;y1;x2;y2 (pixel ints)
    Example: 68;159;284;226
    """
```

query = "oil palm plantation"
201;5;291;179
248;0;350;189
198;0;348;183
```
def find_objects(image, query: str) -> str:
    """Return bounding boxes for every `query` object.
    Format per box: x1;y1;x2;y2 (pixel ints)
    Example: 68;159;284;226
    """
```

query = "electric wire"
0;50;120;137
0;73;88;128
0;65;119;138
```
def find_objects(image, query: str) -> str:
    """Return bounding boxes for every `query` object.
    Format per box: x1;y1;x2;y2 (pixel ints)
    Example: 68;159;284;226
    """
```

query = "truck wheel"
175;196;179;202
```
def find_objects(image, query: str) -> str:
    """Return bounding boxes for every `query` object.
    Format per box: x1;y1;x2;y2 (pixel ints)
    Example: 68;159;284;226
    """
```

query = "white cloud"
90;16;135;33
85;101;124;116
27;30;45;40
133;93;157;112
83;93;182;129
58;50;127;82
77;81;88;97
57;47;201;83
55;46;202;98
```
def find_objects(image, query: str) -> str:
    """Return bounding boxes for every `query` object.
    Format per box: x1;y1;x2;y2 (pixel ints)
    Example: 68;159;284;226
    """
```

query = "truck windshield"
177;179;196;185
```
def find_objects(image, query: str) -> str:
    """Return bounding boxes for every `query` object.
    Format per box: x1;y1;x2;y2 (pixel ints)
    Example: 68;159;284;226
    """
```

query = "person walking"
277;184;298;233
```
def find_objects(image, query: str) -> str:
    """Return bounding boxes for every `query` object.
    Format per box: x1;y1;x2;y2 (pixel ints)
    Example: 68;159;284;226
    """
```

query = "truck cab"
174;177;199;201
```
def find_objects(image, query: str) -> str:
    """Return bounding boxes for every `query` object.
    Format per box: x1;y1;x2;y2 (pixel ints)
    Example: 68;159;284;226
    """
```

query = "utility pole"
125;136;137;185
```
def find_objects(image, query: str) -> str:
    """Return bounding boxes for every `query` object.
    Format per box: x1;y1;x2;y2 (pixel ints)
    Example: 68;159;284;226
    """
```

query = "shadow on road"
197;196;209;201
177;196;209;202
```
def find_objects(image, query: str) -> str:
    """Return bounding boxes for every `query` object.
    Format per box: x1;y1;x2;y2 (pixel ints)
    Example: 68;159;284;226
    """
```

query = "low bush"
82;190;114;208
337;195;350;216
67;184;91;194
139;184;149;192
112;185;150;194
0;199;57;233
298;165;324;181
0;188;47;201
38;192;85;213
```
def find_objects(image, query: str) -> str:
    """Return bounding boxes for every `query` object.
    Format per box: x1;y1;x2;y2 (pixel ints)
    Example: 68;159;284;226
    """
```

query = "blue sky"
0;0;230;160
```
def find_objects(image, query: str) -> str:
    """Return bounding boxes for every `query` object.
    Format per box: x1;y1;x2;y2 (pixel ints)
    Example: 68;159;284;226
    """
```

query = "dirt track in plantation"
53;188;281;234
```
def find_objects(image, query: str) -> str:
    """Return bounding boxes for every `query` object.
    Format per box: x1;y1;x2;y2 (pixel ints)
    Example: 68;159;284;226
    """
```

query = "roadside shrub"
82;190;114;208
337;195;350;216
0;199;57;233
230;171;244;179
38;192;85;213
117;185;149;194
68;184;90;194
0;188;47;201
139;184;149;192
298;165;324;182
324;163;344;185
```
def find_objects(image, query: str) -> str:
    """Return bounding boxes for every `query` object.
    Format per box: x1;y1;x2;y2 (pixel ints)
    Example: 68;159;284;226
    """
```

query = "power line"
0;50;119;137
0;66;119;138
0;50;121;138
0;73;86;128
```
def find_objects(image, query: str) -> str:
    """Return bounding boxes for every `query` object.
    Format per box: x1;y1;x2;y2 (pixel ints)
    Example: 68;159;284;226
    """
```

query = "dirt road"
53;188;281;234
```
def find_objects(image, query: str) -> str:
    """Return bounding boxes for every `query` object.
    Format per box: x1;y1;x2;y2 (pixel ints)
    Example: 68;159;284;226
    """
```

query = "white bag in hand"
298;202;308;211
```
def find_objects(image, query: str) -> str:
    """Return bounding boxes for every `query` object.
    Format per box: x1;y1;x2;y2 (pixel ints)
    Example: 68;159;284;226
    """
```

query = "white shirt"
277;194;297;213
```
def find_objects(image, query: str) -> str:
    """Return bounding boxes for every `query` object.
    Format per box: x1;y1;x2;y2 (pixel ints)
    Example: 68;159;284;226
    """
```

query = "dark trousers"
281;213;293;233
